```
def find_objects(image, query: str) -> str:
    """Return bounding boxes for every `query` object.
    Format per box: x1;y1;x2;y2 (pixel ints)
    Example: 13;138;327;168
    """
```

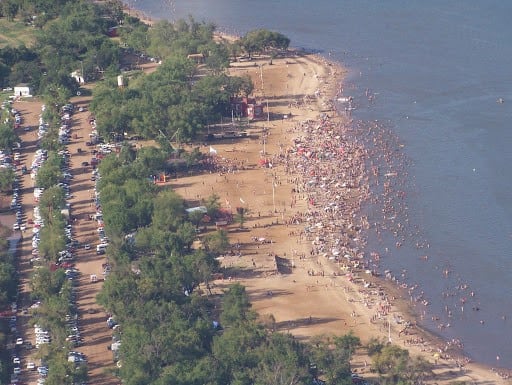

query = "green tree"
35;159;62;189
118;143;137;164
235;206;249;229
335;332;361;358
30;267;66;301
134;146;167;177
38;185;65;222
224;74;254;98
152;189;186;232
366;337;385;355
310;334;354;385
188;209;205;229
402;356;433;385
0;122;18;150
220;284;256;327
201;41;230;73
254;333;311;385
0;260;17;304
372;345;410;384
241;29;290;56
211;321;265;385
38;219;66;261
1;0;18;21
0;167;15;196
118;17;150;53
203;193;221;221
203;230;229;255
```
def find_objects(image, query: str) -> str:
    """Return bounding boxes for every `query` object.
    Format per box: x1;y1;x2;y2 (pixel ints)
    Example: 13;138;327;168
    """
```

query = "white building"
13;84;32;97
70;70;85;84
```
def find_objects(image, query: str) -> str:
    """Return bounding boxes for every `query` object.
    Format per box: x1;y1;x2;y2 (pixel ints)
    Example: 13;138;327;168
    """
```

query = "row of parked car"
4;105;43;385
18;103;87;385
85;124;121;361
10;174;24;232
4;108;25;235
97;192;120;361
58;104;74;145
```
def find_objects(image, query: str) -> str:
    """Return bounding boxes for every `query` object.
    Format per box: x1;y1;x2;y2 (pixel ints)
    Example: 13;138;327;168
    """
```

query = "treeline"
90;58;253;143
0;227;18;384
89;16;291;143
1;0;290;144
0;0;125;96
28;102;88;384
0;0;79;23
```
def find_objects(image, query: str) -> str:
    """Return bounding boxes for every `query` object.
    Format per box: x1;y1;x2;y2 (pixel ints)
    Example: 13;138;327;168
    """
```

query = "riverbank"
117;3;511;383
167;52;510;383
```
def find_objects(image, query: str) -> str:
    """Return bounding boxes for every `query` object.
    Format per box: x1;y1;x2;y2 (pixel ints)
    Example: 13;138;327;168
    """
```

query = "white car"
37;366;48;376
27;362;36;370
15;337;23;345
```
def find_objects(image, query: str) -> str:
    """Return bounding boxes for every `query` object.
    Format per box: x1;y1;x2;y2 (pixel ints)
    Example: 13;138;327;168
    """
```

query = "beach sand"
171;52;511;384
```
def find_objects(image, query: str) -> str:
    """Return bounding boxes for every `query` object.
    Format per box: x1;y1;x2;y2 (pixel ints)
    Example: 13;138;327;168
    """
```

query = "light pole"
266;98;270;124
272;176;276;214
388;317;392;343
259;64;264;92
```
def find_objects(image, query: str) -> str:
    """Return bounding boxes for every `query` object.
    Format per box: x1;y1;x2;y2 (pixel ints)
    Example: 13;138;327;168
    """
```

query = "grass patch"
0;18;36;48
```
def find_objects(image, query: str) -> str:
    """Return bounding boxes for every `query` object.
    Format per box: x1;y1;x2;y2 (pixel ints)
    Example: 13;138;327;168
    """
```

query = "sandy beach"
169;52;511;384
116;3;511;381
8;3;510;383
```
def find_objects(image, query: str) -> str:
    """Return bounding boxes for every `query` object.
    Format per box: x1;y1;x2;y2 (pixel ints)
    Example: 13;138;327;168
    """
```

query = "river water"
127;0;512;367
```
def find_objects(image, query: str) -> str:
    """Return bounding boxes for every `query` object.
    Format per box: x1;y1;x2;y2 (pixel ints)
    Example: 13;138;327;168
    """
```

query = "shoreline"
118;3;511;383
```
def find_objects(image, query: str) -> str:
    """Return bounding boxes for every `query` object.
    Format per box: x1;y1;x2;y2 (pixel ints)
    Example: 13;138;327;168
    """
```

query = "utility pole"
272;176;276;213
388;318;392;343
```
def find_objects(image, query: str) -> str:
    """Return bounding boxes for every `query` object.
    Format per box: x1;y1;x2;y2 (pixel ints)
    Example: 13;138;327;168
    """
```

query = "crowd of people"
259;105;506;376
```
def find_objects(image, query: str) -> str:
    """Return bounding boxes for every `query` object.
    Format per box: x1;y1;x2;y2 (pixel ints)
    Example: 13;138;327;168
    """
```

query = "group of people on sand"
252;95;512;377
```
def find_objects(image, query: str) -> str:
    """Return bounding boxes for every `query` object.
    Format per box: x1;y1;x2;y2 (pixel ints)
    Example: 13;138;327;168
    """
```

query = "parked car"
37;366;48;376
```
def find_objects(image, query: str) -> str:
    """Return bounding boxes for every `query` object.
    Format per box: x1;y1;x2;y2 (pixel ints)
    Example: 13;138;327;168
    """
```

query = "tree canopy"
241;29;290;57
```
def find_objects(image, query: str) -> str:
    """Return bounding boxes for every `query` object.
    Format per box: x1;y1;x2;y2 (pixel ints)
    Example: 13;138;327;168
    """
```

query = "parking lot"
8;96;117;385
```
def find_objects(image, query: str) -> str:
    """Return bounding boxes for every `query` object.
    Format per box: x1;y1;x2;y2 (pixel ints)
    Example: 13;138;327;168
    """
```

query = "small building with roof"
13;84;32;98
